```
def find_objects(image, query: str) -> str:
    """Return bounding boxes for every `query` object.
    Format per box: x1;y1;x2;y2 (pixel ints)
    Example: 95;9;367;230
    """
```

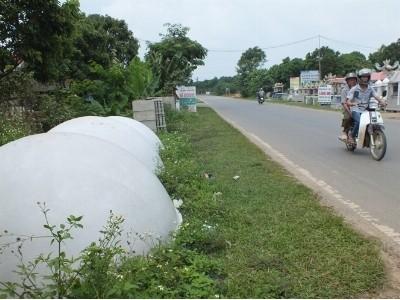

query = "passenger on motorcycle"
346;68;386;143
339;72;358;141
257;88;265;100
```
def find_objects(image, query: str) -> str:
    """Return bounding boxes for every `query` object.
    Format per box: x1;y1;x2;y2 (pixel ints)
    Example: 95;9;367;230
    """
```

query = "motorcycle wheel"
346;142;356;152
370;129;387;161
345;130;356;151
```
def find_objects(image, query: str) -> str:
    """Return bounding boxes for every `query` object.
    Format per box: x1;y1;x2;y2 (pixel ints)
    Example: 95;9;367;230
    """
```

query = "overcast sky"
79;0;400;81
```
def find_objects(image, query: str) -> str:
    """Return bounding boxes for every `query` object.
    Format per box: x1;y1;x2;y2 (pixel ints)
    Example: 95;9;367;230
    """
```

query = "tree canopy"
369;39;400;66
236;47;266;76
145;23;207;94
0;0;80;81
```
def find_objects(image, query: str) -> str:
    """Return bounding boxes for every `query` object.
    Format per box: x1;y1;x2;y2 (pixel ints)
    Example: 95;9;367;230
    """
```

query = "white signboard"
318;85;332;104
300;70;320;84
177;86;196;99
177;86;197;112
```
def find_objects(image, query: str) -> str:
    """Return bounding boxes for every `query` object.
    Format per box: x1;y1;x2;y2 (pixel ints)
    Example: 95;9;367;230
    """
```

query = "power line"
207;35;319;53
319;35;378;50
136;34;379;53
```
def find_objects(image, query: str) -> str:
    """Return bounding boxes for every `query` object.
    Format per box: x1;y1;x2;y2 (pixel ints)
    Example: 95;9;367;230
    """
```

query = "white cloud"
79;0;400;80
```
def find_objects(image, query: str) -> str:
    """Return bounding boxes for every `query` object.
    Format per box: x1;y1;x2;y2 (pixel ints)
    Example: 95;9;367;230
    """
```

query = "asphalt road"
200;95;400;243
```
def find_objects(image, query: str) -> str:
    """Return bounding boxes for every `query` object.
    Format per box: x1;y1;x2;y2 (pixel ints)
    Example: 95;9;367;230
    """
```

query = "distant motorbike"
341;99;387;161
257;96;265;104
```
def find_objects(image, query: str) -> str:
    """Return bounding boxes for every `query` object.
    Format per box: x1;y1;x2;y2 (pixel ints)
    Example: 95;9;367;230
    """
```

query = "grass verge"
160;107;385;298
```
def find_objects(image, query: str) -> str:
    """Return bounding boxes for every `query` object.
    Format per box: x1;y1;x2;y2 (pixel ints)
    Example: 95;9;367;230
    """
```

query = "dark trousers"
351;111;362;138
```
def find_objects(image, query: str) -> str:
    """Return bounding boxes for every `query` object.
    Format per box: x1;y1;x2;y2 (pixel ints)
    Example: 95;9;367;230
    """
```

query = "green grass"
162;107;385;298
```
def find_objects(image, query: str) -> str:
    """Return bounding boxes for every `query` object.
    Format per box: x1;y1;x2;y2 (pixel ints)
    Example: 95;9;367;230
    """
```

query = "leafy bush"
37;89;106;132
0;113;32;146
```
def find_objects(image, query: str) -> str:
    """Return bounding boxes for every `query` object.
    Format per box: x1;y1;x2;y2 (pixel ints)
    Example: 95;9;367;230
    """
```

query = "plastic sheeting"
49;116;163;173
0;132;180;283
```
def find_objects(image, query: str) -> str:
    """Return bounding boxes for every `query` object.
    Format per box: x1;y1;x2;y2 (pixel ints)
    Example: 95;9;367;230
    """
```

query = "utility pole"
318;34;322;80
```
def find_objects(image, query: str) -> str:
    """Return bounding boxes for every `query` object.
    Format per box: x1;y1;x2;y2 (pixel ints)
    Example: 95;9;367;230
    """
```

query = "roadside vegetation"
160;107;385;298
0;1;206;146
1;106;386;298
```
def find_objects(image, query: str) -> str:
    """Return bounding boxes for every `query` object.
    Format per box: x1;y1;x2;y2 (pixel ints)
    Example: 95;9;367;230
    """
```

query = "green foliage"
127;57;159;99
146;23;207;95
236;46;266;76
304;46;340;77
236;47;267;97
0;0;80;82
70;57;156;115
0;202;84;298
0;113;32;146
369;38;400;65
65;13;139;80
338;51;369;74
37;89;105;131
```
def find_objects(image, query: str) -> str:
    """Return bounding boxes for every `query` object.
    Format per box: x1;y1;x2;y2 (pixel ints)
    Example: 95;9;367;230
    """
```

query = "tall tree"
236;47;266;97
304;46;340;78
66;13;139;80
0;0;80;82
146;23;207;94
338;51;369;75
236;47;266;76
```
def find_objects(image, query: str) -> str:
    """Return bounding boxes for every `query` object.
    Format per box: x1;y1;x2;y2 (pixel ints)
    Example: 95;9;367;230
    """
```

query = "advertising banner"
290;77;300;90
177;86;197;112
300;70;320;85
318;85;332;104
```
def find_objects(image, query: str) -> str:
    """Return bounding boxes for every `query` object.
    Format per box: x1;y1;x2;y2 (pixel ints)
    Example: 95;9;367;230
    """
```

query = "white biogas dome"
49;116;162;173
108;116;163;150
0;133;180;283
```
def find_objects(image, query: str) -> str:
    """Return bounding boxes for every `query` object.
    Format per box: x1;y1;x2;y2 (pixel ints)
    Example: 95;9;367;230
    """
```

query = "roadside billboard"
318;85;332;104
290;77;300;90
300;70;320;85
177;86;197;112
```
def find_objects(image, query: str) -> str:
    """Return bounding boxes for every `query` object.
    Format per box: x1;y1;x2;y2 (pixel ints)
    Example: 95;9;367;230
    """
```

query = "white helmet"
358;68;371;85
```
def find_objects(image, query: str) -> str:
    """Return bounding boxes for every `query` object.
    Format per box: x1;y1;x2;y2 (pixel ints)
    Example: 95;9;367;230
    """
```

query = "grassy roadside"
160;107;385;298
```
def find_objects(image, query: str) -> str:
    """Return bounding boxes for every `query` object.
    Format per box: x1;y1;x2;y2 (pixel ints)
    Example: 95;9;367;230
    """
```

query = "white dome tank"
0;133;180;283
49;116;162;173
108;116;163;150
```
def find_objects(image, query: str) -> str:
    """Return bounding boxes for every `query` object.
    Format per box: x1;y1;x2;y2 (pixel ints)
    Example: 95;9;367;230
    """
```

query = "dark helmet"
357;68;371;84
345;72;357;82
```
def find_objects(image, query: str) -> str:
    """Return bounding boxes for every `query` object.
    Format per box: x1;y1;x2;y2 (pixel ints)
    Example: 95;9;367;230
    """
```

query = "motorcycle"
257;96;265;104
341;99;387;161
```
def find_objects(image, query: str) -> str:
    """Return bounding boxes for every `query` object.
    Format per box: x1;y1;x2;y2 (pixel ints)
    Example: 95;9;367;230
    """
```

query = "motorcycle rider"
257;88;265;102
339;72;358;141
346;68;386;143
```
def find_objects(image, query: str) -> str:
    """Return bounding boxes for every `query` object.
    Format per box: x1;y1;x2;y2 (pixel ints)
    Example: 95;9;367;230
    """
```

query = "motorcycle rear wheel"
370;129;387;161
346;142;356;152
